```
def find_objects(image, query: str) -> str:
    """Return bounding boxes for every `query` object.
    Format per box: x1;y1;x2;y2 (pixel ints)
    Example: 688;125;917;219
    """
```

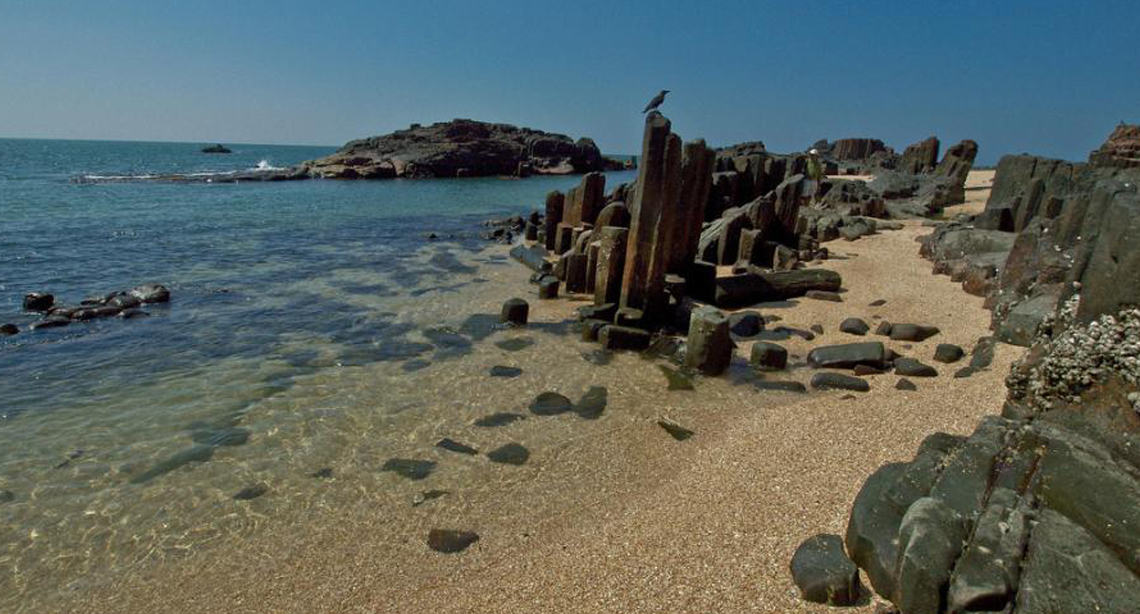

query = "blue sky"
0;1;1136;164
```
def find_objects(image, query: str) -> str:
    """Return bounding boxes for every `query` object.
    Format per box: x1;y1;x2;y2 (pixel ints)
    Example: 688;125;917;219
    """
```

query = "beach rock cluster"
7;284;170;334
303;119;624;179
520;112;853;377
798;301;1140;614
919;125;1140;347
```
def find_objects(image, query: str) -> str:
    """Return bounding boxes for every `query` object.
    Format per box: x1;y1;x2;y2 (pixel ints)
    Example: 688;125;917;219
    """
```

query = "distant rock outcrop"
302;119;618;179
1088;122;1140;168
201;144;232;154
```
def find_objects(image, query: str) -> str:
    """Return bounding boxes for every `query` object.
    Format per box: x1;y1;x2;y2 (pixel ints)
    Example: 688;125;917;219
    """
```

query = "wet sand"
49;176;1015;614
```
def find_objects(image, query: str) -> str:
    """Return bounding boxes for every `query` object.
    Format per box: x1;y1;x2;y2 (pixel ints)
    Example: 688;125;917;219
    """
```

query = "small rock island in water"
200;143;232;153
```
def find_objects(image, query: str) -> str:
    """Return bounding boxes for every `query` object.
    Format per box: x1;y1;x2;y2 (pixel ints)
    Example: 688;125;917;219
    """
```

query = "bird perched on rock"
642;90;670;113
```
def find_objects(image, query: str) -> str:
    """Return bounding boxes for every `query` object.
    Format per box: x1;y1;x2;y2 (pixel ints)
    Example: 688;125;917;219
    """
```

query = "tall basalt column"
620;112;682;325
669;139;715;275
580;172;606;225
544;191;564;252
594;227;628;305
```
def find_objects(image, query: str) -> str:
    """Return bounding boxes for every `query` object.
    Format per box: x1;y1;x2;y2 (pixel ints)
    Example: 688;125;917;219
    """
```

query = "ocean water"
1;138;665;609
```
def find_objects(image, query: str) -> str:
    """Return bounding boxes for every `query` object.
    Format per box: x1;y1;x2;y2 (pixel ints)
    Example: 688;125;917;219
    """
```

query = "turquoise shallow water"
0;137;644;609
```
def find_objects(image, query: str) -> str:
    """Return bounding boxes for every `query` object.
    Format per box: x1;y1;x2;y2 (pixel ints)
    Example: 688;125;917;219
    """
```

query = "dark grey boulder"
889;323;940;342
685;306;732;376
728;310;764;337
845;462;909;599
427;529;480;553
895;497;967;614
107;293;142;310
811;372;870;392
840;317;870;336
574;386;608;419
750;341;788;370
874;321;893;336
933;343;965;363
23;292;54;312
807;342;889;370
487;443;529;465
580;318;609;342
0;324;17;335
537;277;559;299
895;357;938;377
598;325;650;351
436;438;479;455
789;533;861;606
500;298;529;325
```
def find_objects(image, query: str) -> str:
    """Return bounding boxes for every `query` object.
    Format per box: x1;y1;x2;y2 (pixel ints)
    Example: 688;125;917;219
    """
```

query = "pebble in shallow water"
381;458;436;481
232;484;268;501
487;443;530;465
473;412;527;427
427;529;479;553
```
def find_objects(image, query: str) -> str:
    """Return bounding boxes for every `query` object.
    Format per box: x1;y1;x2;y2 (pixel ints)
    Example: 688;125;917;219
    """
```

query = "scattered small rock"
232;483;268;501
894;357;939;377
810;324;824;335
811;372;870;392
874;321;893;336
751;341;788;371
436;438;479;455
473;412;527;427
487;443;530;465
806;290;843;302
489;365;523;378
934;343;965;363
889;323;941;342
728;311;764;337
868;299;887;307
530;391;572;416
412;490;449;507
896;378;918;391
657;419;694;441
381;458;436;480
310;468;334;479
840;318;870;336
427;529;480;553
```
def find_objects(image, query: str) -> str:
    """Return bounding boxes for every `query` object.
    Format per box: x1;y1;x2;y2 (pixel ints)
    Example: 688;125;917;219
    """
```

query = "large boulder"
897;136;940;174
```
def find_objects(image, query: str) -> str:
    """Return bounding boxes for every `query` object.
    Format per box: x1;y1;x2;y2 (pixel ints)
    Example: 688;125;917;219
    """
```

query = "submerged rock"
529;392;572;416
436;438;479;455
232;483;269;501
660;365;696;390
473;412;527;427
427;528;480;553
412;489;449;507
130;445;215;484
574;386;608;419
23;292;54;312
381;458;436;481
495;337;535;352
486;443;530;465
489;365;523;378
811;372;870;392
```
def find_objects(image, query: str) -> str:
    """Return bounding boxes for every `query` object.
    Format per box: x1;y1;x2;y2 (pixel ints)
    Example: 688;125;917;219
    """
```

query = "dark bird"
642;90;670;113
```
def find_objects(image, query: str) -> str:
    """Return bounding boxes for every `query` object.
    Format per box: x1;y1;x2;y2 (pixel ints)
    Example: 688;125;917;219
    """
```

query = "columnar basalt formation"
898;136;940;174
543;191;564;251
619;112;683;325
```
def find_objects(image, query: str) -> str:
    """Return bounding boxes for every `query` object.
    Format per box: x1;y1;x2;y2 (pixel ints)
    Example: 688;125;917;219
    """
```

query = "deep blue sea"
0;137;641;609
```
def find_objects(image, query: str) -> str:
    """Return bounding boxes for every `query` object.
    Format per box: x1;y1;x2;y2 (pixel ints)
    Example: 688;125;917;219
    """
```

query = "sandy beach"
47;173;1019;614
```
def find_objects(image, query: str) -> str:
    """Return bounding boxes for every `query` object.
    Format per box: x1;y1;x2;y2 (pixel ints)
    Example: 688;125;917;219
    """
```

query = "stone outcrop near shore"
303;119;625;179
920;124;1140;347
794;125;1140;614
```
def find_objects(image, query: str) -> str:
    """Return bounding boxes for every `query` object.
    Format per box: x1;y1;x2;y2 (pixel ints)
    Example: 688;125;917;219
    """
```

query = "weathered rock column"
594;227;628;306
544;191;564;252
619;112;683;325
667;139;715;275
685;305;732;375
